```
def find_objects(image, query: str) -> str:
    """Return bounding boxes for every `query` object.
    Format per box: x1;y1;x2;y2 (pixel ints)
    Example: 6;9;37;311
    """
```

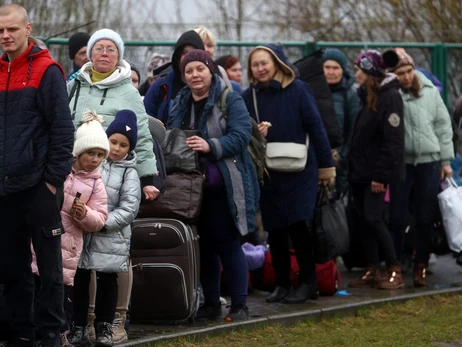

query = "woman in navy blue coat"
241;44;335;304
167;50;259;322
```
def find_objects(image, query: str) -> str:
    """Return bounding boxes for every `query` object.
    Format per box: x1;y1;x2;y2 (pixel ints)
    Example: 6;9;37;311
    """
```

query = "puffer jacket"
67;60;158;182
0;42;74;195
79;152;141;273
32;167;108;286
402;70;454;165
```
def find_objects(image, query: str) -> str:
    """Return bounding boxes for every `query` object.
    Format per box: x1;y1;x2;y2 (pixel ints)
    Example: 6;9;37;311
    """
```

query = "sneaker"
67;325;91;347
195;301;222;320
95;322;113;347
219;296;227;305
111;313;128;345
224;304;249;322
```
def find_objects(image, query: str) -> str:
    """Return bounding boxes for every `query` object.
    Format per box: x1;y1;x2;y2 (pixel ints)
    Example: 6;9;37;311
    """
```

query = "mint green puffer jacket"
68;60;157;178
402;70;454;165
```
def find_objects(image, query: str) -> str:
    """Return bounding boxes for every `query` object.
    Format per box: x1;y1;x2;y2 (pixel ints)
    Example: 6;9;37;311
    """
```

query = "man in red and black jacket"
0;4;74;347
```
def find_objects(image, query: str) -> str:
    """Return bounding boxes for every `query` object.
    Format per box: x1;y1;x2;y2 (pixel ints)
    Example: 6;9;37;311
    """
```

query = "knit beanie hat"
355;49;399;77
181;49;215;76
73;111;110;158
106;109;138;151
68;32;90;60
323;48;348;73
388;50;415;72
87;28;124;64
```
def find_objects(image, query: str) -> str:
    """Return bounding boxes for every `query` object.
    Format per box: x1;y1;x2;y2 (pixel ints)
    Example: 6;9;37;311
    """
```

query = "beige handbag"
253;89;309;173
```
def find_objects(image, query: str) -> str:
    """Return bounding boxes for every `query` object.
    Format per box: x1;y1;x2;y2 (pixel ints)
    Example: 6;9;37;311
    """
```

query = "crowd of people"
0;3;459;347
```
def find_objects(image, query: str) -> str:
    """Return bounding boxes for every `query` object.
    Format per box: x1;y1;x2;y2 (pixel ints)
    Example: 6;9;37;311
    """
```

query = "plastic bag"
437;177;462;252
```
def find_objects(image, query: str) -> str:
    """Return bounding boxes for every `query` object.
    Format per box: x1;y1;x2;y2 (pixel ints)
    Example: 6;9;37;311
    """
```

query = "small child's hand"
143;185;160;201
73;200;86;218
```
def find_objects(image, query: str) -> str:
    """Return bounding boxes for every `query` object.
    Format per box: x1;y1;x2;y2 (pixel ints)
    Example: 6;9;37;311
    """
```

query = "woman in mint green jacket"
388;50;454;288
67;28;165;202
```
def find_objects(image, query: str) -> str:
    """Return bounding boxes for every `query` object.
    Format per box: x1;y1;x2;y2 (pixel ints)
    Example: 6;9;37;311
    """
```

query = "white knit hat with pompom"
73;110;110;158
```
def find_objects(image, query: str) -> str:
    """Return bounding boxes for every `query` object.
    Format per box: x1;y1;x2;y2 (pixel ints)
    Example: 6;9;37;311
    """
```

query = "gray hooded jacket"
79;152;141;272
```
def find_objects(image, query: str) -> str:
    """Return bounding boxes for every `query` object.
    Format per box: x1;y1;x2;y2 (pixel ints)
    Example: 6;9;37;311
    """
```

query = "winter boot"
111;312;128;345
413;263;427;288
378;264;404;289
348;265;382;288
95;322;113;347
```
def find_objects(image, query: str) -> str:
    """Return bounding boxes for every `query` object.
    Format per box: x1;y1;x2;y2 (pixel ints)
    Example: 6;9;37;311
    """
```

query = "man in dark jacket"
144;30;205;123
0;4;74;347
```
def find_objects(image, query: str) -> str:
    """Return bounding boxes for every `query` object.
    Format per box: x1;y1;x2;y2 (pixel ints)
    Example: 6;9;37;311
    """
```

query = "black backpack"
294;49;343;149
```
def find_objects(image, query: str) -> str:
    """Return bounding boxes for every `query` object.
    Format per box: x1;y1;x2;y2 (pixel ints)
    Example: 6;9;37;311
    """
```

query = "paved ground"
121;253;462;346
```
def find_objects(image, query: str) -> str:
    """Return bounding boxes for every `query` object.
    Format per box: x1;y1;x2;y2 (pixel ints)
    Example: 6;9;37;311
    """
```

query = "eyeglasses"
92;46;118;56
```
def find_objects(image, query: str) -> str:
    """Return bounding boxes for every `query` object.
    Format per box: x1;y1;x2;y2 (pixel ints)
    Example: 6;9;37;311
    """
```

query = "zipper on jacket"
2;63;12;191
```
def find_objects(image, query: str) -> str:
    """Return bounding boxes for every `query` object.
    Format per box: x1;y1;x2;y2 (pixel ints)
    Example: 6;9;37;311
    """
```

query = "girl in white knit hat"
59;111;110;346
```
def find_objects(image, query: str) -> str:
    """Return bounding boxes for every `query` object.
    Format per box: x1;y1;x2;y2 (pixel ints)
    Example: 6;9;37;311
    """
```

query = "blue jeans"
389;162;441;265
198;188;249;306
0;181;65;341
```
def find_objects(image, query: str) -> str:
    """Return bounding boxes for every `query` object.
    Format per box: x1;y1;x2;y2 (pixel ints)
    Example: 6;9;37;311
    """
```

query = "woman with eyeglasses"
66;29;164;346
68;29;165;201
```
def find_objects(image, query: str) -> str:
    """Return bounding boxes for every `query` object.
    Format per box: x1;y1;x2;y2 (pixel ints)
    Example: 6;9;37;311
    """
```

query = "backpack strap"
69;80;81;120
252;88;260;123
218;88;230;119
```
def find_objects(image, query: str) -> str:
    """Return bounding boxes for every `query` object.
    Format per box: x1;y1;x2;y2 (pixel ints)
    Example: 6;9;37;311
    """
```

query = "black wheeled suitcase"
130;218;200;323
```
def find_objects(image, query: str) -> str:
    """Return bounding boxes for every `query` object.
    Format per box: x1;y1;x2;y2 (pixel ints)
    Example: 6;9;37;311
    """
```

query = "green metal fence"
42;38;461;110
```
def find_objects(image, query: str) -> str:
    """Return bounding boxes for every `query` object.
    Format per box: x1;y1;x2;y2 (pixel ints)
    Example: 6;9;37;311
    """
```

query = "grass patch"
154;294;462;347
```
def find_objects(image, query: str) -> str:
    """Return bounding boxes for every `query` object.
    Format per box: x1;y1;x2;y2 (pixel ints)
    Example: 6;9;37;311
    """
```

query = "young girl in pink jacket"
60;111;110;287
32;111;109;342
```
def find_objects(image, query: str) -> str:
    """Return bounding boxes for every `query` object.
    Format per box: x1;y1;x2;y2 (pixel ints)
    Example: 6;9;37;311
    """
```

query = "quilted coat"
401;70;454;165
0;42;74;195
78;152;141;272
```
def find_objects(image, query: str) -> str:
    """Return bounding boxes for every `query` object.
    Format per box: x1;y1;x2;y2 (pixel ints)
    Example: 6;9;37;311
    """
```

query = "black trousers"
389;162;440;265
0;181;65;341
268;221;316;288
351;184;398;267
73;269;118;326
